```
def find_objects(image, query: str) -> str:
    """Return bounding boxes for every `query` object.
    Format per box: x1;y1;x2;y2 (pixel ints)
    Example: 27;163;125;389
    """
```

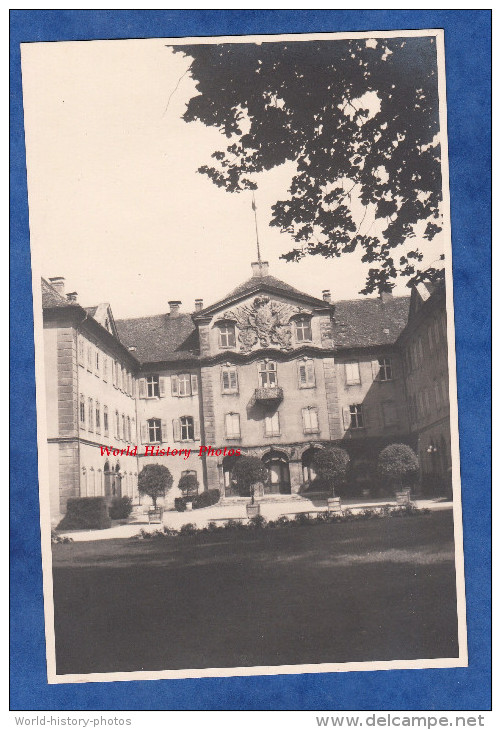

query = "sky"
21;36;445;320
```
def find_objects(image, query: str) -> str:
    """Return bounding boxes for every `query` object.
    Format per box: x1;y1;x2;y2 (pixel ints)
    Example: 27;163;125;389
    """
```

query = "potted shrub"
231;456;268;518
377;443;419;501
138;463;173;520
312;447;350;511
178;472;199;513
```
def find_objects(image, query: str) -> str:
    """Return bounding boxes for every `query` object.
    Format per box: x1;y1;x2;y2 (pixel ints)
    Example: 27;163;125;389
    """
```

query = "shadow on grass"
52;511;459;675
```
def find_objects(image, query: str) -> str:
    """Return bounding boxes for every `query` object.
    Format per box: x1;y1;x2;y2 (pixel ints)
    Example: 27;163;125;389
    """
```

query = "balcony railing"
254;386;284;404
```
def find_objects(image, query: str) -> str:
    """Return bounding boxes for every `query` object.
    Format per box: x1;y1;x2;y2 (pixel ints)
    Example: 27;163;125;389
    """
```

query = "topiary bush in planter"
378;443;419;493
178;472;199;498
57;497;111;530
231;456;268;501
312;447;350;497
108;496;133;520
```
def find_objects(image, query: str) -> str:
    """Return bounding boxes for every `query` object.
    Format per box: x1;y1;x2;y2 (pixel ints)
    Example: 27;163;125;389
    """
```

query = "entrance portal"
262;451;291;495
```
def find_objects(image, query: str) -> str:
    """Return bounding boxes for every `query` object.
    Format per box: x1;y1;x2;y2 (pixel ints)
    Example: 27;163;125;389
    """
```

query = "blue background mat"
10;10;491;711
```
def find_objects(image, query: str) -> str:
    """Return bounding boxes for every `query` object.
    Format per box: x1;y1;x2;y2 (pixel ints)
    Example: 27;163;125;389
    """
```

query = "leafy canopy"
232;455;268;497
312;447;350;495
378;443;419;486
172;37;443;294
138;464;173;507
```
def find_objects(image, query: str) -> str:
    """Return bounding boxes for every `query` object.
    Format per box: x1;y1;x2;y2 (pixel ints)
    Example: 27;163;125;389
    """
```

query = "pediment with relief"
220;295;308;353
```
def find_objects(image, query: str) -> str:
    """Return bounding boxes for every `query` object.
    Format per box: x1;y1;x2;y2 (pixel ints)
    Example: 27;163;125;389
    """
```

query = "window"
225;413;241;439
103;357;108;382
221;366;238;393
219;323;236;348
115;410;120;439
87;345;93;371
121;414;126;441
171;374;197;397
345;361;361;385
127;416;131;443
95;350;100;374
117;363;122;391
377;357;393;381
382;401;398;426
79;394;85;428
258;361;277;388
302;407;319;434
95;401;101;434
264;411;280;436
103;406;109;436
78;338;85;366
298;359;316;388
148;418;162;443
178;373;191;396
131;417;136;442
112;360;117;387
180;416;195;441
295;316;312;342
224;413;240;439
147;374;160;398
88;398;94;432
349;404;364;429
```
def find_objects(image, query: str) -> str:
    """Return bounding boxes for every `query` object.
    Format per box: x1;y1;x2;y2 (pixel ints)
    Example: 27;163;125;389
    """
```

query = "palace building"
42;261;451;525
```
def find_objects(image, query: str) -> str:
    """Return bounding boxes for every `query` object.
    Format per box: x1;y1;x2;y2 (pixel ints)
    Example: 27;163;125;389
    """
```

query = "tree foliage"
172;37;444;293
312;446;350;496
178;472;199;497
138;464;173;508
378;443;419;489
232;455;268;498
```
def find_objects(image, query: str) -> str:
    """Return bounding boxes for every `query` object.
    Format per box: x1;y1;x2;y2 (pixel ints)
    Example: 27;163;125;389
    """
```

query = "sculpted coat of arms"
225;296;303;352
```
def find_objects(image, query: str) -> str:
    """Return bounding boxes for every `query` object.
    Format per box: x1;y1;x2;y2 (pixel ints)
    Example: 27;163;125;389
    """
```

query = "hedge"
174;489;220;512
57;497;111;530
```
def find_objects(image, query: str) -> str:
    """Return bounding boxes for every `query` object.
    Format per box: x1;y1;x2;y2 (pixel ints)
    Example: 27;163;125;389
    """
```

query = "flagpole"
252;191;262;265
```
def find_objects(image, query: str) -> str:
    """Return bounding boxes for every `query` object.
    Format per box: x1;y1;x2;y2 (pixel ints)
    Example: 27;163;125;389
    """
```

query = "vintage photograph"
21;29;466;683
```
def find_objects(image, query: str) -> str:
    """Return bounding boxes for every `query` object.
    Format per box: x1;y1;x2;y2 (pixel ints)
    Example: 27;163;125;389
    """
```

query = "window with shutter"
302;407;319;434
298;359;315;388
95;402;101;434
180;416;195;441
191;374;198;395
221;366;238;393
79;394;86;428
178;374;191;396
146;374;159;398
103;406;109;436
225;413;241;438
264;411;280;436
148;418;162;443
345;362;361;385
348;404;364;429
88;398;94;432
382;401;398;426
171;375;179;396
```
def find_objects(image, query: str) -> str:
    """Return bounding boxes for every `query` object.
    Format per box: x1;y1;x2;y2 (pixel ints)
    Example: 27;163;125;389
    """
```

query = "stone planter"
246;503;261;518
395;489;411;505
327;497;342;514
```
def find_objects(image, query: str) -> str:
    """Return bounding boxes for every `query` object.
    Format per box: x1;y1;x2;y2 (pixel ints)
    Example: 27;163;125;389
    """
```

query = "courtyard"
52;509;459;676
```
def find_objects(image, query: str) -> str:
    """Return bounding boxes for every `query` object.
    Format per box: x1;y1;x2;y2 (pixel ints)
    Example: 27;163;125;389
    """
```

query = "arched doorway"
104;461;112;498
222;452;242;497
301;447;322;489
262;450;291;495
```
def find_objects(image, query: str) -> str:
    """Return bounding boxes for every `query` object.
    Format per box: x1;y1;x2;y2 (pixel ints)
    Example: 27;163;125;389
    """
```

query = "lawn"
52;510;459;675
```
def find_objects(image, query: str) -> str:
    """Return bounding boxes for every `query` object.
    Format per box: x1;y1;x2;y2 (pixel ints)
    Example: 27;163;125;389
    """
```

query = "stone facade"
42;263;452;523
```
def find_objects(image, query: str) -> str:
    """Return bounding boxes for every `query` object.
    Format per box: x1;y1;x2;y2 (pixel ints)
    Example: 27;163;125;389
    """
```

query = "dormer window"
295;315;312;342
219;323;236;348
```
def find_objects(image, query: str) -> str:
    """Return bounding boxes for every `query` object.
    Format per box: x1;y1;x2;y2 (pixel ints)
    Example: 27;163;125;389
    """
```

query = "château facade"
42;261;451;524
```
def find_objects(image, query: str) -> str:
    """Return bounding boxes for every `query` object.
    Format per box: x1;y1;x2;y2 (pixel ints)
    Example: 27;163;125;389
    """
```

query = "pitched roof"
332;295;411;349
115;313;199;364
200;273;327;314
41;277;77;309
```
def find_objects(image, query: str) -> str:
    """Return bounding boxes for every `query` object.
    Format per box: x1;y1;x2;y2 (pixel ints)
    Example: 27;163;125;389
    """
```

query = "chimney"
168;300;182;317
379;289;393;303
251;261;269;278
194;298;204;312
322;289;331;303
66;291;78;302
49;276;65;296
